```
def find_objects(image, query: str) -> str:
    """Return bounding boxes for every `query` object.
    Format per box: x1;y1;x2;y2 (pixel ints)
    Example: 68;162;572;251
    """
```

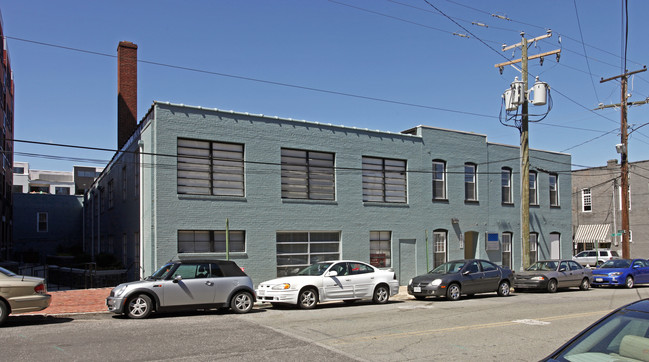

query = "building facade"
0;12;14;260
12;162;102;196
572;159;649;257
84;101;573;284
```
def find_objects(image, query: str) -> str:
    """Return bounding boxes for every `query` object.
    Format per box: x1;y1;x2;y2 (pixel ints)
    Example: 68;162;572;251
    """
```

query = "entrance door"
464;231;478;259
398;239;416;286
550;233;561;259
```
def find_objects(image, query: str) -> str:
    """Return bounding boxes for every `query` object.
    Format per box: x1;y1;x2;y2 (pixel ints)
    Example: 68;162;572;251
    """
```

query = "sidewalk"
24;286;411;316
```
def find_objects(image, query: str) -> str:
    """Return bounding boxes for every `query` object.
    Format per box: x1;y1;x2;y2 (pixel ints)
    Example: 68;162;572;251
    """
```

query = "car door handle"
345;279;351;281
205;281;214;286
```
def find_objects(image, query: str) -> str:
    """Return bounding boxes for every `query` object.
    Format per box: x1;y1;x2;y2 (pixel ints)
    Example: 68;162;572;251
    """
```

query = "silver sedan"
514;259;592;293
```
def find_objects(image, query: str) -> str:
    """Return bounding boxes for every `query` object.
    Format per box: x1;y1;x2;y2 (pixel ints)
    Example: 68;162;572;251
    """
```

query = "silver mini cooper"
106;259;255;318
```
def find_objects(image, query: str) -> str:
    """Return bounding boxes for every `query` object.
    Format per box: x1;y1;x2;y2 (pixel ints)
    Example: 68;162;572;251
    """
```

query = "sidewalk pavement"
24;286;412;316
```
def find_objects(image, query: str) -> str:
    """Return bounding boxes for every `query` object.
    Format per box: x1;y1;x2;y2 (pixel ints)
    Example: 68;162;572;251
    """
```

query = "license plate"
257;290;265;296
595;278;603;282
414;286;421;293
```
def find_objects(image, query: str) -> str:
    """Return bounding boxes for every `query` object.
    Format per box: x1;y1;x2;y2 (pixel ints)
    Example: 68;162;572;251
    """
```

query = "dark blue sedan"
591;259;649;288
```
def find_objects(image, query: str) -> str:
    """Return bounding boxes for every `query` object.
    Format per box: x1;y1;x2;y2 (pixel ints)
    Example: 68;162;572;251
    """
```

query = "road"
2;286;649;361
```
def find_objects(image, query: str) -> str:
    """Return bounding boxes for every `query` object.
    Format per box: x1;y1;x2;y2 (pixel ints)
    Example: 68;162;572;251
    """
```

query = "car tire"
0;299;8;326
298;288;317;309
372;285;389;304
414;296;427;301
625;276;634;289
497;281;510;297
126;294;153;319
547;279;558;293
230;291;254;314
579;278;590;291
446;283;461;301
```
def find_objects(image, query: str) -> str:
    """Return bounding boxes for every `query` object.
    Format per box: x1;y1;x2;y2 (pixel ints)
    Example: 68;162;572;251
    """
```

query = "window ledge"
550;205;561;209
464;200;479;205
282;199;338;206
432;198;449;203
363;202;409;208
502;202;514;206
178;195;247;202
177;252;249;259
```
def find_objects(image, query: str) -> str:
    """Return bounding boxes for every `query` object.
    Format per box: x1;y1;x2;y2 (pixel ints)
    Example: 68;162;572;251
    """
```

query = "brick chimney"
117;41;138;149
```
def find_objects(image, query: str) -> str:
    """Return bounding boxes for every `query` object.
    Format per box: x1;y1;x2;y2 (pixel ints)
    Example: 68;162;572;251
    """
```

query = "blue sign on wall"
486;232;500;251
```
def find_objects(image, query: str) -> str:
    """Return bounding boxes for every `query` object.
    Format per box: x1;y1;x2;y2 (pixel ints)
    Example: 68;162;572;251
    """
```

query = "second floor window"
281;149;335;200
464;163;477;201
177;138;244;197
501;167;512;204
549;174;559;206
529;171;538;205
362;156;407;203
582;188;592;212
432;160;446;200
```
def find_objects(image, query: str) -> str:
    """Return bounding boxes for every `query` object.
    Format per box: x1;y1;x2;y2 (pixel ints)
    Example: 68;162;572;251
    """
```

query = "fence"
15;263;128;290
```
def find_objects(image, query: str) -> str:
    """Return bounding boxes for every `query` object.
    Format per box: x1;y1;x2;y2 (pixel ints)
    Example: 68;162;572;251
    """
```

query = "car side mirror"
326;271;338;277
173;275;182;283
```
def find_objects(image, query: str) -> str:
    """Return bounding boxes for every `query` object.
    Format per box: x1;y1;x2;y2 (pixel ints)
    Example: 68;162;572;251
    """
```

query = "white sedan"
256;260;400;309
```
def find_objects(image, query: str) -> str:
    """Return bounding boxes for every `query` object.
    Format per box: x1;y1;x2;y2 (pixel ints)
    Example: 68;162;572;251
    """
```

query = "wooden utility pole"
496;31;559;269
599;66;647;259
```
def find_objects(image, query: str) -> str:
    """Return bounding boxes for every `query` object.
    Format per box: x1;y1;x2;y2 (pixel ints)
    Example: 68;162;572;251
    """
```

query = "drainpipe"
138;140;144;279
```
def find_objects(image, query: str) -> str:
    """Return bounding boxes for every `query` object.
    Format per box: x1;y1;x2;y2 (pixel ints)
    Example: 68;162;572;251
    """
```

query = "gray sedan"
407;259;513;301
514;259;592;293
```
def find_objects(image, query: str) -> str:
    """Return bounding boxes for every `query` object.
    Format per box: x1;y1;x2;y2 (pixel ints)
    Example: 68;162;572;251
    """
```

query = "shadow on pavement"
4;315;74;328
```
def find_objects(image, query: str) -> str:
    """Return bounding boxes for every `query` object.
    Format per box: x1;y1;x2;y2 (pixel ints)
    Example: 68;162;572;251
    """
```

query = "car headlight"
113;285;127;297
531;276;546;281
429;279;442;287
408;279;412;286
272;283;291;290
609;272;623;277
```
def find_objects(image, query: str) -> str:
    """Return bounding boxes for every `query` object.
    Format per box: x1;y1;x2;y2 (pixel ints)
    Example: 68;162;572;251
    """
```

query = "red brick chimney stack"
117;41;138;149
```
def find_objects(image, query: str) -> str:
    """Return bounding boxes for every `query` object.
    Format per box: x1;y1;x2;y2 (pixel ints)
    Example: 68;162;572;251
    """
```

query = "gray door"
399;239;416;286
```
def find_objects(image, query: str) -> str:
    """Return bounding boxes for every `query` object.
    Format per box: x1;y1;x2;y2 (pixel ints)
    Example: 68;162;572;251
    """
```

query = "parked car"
514;260;592;293
543;298;649;361
106;259;255;319
572;249;619;267
407;259;513;301
256;260;399;309
0;266;51;325
591;258;649;288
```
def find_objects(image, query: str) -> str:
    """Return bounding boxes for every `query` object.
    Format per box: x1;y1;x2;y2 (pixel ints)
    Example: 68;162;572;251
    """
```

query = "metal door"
398;239;416;286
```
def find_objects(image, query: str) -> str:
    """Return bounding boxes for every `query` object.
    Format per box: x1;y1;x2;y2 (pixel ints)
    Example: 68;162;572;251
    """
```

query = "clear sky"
2;1;648;173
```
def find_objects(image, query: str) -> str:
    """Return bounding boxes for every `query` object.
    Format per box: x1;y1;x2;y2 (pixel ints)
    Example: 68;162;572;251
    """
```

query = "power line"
573;0;600;103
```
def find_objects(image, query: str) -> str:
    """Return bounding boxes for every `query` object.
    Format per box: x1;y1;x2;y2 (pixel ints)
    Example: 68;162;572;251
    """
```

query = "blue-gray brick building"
83;101;572;285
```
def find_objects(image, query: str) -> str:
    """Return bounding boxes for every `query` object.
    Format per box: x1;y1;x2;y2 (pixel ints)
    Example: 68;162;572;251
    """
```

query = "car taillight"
34;283;46;294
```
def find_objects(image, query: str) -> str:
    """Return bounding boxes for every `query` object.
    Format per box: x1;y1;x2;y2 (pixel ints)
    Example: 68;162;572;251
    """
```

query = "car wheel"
547;279;558;293
298;288;317;309
446;283;461;301
126;294;153;319
0;300;8;326
579;278;590;291
625;276;634;289
414;295;427;301
373;285;389;304
497;281;510;297
230;291;253;314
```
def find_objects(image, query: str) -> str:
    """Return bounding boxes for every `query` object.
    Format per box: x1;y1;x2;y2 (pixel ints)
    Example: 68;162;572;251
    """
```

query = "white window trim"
581;188;592;212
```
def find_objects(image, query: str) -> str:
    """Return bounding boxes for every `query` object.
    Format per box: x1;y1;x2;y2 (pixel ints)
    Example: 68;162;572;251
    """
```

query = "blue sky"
2;1;648;172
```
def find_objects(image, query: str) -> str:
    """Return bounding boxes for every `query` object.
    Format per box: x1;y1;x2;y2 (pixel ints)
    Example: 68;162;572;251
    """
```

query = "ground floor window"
178;230;245;253
276;231;340;276
433;230;447;268
529;233;538;264
370;231;391;268
502;232;512;269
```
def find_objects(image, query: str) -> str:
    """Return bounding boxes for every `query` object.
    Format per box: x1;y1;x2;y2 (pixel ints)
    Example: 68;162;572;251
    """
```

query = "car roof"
168;259;237;264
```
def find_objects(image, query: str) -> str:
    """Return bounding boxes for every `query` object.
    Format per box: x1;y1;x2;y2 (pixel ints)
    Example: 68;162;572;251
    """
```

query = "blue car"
591;259;649;288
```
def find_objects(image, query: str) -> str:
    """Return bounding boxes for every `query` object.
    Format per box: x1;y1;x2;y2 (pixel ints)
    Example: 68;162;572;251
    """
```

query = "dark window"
281;148;335;200
549;174;559;206
465;163;477;201
177;230;245;253
362;156;407;203
501;167;512;204
432;160;446;200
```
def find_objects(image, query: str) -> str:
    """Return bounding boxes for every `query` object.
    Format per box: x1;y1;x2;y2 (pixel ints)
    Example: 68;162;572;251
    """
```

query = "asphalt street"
2;286;649;361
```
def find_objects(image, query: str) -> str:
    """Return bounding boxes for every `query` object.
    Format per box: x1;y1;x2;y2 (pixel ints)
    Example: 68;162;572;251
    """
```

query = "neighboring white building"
12;162;103;196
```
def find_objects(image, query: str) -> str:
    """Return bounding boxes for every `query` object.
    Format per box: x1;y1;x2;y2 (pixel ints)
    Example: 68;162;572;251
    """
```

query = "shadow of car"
407;259;513;301
543;298;649;361
0;266;51;326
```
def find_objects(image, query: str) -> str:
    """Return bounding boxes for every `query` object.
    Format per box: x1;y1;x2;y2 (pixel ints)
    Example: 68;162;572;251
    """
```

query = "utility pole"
599;66;647;259
496;31;559;269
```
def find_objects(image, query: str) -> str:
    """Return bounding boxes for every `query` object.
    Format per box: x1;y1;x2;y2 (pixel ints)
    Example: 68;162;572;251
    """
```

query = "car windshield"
600;260;631;269
430;261;466;274
297;262;333;276
149;263;175;280
555;310;649;361
0;266;16;277
527;261;558;271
